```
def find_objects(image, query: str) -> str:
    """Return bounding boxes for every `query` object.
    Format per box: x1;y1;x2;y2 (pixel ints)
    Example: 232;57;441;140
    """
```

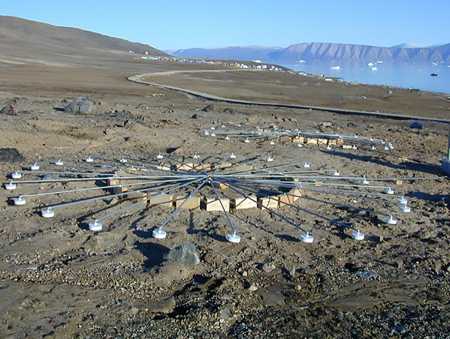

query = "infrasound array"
3;145;420;245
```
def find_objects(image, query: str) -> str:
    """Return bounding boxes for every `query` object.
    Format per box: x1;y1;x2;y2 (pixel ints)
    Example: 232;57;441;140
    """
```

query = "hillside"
0;16;166;65
171;42;450;64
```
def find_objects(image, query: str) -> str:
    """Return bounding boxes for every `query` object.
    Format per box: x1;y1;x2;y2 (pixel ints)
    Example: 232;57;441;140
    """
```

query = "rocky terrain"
0;83;449;338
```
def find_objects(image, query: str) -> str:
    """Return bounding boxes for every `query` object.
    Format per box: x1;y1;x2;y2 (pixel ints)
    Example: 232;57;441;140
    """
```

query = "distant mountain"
390;43;421;49
171;42;450;65
170;46;282;61
0;16;166;64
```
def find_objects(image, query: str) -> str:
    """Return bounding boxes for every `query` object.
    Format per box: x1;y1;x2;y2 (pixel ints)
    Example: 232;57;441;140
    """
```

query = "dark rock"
147;296;176;314
166;146;182;154
166;242;200;266
201;104;215;112
0;148;24;163
320;121;333;128
258;287;285;306
64;97;94;114
191;113;199;119
409;121;424;129
0;103;17;115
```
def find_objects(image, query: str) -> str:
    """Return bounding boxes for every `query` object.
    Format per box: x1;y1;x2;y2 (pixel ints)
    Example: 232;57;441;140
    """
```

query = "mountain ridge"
171;42;450;64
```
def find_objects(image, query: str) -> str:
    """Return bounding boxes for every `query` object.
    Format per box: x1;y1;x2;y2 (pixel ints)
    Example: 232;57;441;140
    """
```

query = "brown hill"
0;16;166;66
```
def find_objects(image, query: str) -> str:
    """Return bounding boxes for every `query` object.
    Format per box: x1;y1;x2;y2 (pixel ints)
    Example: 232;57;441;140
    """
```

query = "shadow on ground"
321;149;443;176
135;241;170;269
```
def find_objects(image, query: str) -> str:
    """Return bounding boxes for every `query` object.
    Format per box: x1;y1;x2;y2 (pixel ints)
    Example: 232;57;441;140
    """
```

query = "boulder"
0;148;24;163
201;104;215;112
165;242;200;266
0;102;17;115
64;97;93;114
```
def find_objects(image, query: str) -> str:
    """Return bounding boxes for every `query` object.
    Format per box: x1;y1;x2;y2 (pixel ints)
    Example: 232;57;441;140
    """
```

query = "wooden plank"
231;195;258;210
173;195;201;209
149;193;173;207
201;197;230;212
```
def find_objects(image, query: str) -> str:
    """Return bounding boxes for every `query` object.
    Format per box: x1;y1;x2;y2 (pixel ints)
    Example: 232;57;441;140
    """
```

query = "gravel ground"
0;66;449;338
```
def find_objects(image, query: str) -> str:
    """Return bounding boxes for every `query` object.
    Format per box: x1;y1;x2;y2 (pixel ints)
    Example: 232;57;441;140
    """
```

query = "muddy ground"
0;62;449;338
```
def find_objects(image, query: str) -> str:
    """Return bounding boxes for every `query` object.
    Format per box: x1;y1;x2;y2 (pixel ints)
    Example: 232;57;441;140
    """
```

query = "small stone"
248;283;258;292
130;307;140;315
261;263;275;273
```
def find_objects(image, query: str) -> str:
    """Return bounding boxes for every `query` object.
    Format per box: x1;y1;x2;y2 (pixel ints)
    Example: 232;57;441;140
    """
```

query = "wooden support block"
336;138;344;146
395;180;403;186
306;138;318;145
175;163;196;171
291;136;305;143
317;138;328;145
218;183;229;191
342;144;353;149
231;195;258;210
327;139;338;146
279;194;297;206
279;188;302;206
257;196;279;209
149;193;173;207
211;162;233;171
288;188;302;200
107;176;126;194
192;163;211;171
125;191;148;202
201;197;230;212
173;195;201;209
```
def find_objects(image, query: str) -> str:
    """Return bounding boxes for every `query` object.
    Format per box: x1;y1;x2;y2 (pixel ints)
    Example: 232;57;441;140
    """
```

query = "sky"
2;1;449;50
